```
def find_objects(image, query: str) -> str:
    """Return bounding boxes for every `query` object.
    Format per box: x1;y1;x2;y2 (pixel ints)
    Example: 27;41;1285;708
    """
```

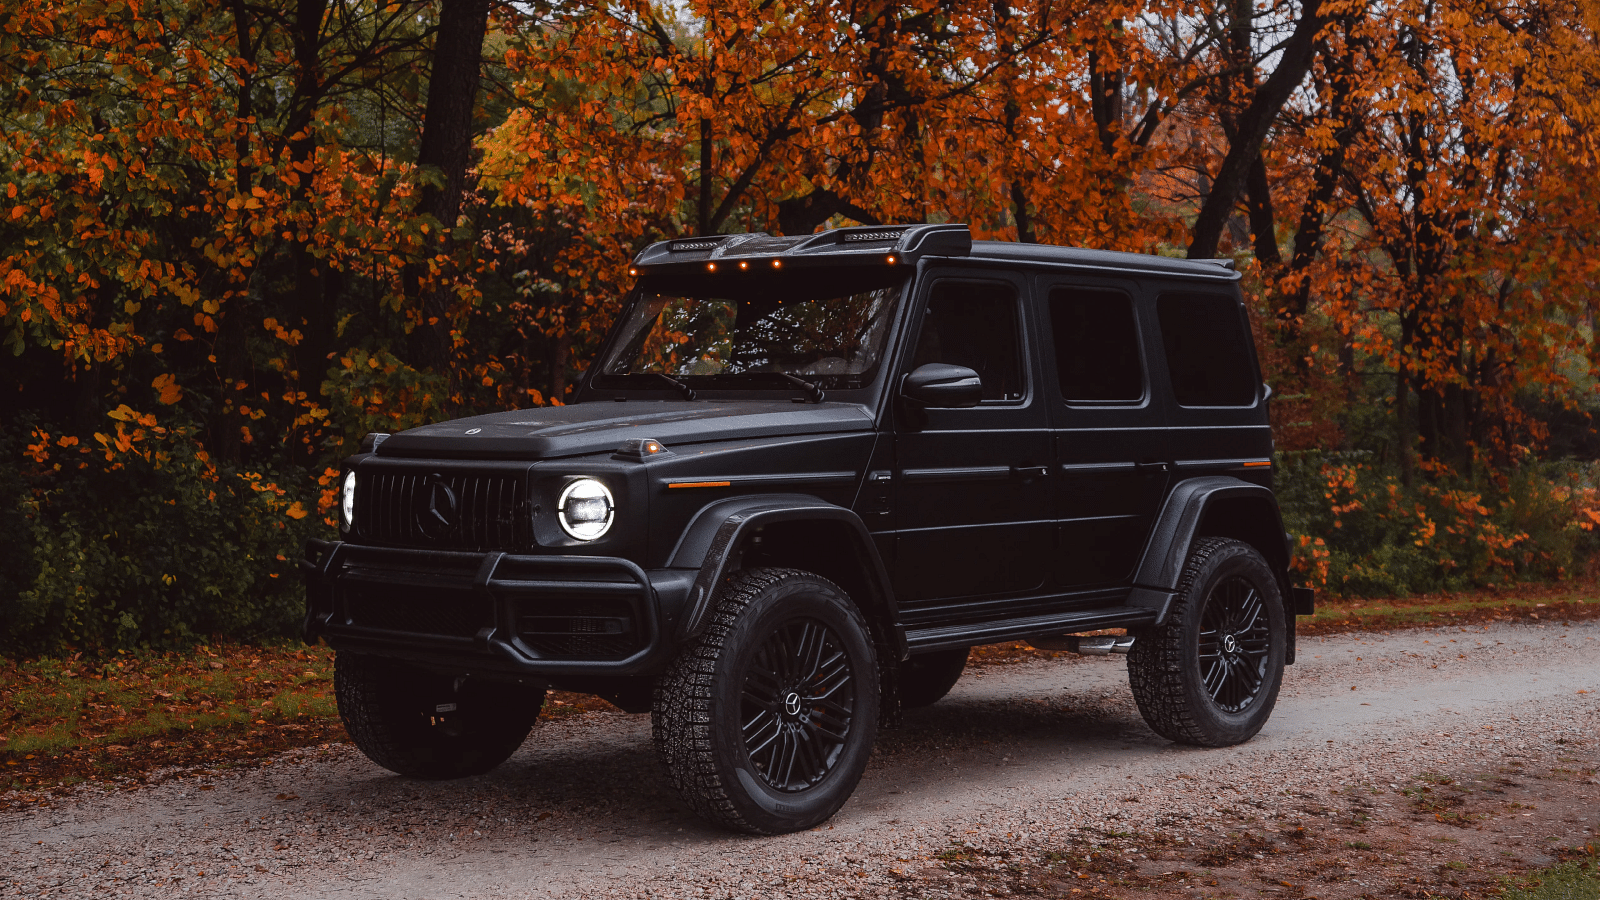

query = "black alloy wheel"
1197;575;1272;713
653;568;880;834
1127;537;1287;747
740;618;858;792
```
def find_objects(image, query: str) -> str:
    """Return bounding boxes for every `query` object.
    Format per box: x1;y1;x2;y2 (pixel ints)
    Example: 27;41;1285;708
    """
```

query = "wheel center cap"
783;692;803;717
1222;634;1239;654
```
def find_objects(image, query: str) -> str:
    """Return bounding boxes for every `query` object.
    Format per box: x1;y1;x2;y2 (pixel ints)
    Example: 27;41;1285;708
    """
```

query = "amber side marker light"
668;480;733;489
1243;460;1273;467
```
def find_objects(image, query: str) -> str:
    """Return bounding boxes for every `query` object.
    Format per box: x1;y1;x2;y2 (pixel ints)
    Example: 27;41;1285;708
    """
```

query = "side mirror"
902;363;983;409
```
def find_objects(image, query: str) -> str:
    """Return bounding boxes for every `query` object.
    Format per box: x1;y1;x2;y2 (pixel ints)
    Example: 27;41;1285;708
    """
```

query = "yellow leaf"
285;502;309;519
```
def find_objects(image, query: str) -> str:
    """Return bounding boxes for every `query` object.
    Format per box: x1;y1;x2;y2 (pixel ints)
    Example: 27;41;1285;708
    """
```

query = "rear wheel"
335;652;543;779
653;568;880;834
1126;537;1286;747
898;647;969;708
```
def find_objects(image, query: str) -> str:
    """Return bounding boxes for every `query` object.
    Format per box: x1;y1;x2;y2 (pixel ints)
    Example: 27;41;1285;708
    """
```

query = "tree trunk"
413;0;492;374
1188;0;1327;259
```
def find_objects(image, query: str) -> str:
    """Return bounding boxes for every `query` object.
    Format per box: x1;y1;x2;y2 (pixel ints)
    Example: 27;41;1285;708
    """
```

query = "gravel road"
3;620;1596;899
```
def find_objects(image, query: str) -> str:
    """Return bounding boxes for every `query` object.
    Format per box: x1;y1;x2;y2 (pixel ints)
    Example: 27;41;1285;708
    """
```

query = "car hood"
375;401;875;461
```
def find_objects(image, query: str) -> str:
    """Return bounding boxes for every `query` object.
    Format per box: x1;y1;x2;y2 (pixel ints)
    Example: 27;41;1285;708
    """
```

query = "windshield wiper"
650;372;697;400
739;372;827;403
776;373;827;403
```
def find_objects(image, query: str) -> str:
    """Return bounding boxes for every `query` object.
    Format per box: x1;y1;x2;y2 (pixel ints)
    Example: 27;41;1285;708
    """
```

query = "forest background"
2;0;1598;655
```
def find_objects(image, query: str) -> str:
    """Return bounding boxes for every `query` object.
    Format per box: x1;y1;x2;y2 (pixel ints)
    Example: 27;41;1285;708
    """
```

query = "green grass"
0;644;337;758
1498;851;1600;900
1301;583;1600;634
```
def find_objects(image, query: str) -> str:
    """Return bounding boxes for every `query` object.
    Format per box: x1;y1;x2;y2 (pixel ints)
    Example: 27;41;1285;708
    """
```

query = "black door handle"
1012;465;1050;481
1135;460;1170;475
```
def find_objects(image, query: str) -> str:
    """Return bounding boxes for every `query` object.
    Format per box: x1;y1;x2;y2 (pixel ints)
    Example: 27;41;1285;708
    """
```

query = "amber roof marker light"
771;259;782;269
886;254;897;265
706;262;717;272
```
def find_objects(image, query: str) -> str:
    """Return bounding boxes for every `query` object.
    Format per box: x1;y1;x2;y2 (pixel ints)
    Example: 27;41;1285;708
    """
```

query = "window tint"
1156;292;1258;406
1049;287;1144;403
911;281;1024;402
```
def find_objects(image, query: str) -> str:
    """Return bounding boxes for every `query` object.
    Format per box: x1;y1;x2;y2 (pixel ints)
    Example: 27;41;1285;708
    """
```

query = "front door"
893;271;1053;614
1037;277;1171;590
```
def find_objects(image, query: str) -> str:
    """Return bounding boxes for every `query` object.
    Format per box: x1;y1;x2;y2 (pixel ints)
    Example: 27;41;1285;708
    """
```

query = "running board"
903;608;1158;653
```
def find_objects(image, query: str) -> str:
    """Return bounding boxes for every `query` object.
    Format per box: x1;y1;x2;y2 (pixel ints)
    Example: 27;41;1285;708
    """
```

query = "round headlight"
558;478;615;541
341;470;357;531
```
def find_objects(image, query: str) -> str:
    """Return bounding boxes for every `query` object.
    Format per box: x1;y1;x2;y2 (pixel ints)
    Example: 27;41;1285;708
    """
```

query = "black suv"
304;224;1314;834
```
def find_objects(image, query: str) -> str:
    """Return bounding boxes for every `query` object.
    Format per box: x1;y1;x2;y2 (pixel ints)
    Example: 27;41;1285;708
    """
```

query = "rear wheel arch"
1136;476;1293;598
1195;495;1291;589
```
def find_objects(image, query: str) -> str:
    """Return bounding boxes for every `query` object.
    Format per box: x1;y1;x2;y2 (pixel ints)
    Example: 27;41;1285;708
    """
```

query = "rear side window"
910;280;1025;402
1156;292;1258;406
1049;287;1144;403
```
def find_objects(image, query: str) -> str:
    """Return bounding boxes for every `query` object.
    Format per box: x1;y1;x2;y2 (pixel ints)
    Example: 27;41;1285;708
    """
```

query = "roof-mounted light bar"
631;224;971;272
668;238;725;252
841;229;907;243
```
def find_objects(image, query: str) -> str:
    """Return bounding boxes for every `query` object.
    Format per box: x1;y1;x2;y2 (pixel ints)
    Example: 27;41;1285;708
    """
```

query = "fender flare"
1130;476;1295;626
665;493;905;659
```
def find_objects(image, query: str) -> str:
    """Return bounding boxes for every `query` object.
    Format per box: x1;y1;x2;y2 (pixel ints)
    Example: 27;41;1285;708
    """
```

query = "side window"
910;280;1025;402
1049;287;1144;403
1156;292;1258;406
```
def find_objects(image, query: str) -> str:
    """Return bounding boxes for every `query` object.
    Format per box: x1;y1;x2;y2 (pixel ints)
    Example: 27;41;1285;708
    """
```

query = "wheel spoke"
740;613;857;793
1197;574;1276;712
1202;656;1229;697
744;712;782;758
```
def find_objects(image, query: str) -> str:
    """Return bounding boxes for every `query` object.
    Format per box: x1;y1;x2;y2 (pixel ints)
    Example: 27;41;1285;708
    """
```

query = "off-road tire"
1126;537;1286;747
652;568;880;835
335;652;543;779
898;647;969;709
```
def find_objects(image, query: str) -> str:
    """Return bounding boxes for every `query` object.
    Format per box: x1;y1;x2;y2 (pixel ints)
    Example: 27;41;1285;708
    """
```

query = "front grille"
357;469;526;551
517;599;642;661
343;584;493;638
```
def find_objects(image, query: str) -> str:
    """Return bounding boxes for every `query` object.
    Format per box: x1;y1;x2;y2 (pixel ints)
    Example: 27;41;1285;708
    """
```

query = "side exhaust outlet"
1026;635;1135;655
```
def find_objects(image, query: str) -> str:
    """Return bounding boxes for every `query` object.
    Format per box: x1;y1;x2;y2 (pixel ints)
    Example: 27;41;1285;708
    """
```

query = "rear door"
1037;276;1171;591
891;269;1053;613
1150;289;1273;483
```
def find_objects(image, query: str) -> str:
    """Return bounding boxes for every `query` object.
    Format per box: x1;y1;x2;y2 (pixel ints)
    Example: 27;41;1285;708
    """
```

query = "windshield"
594;267;907;392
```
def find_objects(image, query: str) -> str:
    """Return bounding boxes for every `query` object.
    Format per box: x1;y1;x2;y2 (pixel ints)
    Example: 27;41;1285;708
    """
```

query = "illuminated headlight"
558;478;615;541
341;471;357;531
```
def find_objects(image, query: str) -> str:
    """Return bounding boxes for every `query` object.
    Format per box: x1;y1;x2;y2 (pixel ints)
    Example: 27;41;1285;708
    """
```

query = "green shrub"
1278;450;1600;597
1;415;330;656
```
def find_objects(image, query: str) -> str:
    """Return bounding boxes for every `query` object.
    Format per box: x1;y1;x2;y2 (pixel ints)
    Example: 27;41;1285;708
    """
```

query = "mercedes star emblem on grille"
418;474;458;538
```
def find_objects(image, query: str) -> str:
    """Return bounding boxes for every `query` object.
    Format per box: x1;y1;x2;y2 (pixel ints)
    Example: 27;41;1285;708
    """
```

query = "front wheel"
335;652;543;779
652;568;880;834
1126;537;1286;747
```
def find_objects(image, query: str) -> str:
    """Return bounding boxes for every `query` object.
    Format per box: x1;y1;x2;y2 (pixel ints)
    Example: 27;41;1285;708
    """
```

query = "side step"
903;607;1157;654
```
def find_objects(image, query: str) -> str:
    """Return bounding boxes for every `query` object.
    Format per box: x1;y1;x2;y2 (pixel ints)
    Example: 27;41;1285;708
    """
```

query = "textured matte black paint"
303;225;1307;682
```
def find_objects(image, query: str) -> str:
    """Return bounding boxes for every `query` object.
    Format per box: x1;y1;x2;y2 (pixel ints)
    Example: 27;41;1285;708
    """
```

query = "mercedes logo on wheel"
417;473;458;538
783;692;803;717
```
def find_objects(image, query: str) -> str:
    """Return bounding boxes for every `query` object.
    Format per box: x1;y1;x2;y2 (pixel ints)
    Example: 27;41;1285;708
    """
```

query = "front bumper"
301;540;695;677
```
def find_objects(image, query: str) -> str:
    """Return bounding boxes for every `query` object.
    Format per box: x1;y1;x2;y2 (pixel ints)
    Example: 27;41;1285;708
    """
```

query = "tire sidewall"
707;576;880;834
1174;544;1287;744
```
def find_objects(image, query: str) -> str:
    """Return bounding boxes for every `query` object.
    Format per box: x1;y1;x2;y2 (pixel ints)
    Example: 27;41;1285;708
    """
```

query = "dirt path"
2;621;1596;899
